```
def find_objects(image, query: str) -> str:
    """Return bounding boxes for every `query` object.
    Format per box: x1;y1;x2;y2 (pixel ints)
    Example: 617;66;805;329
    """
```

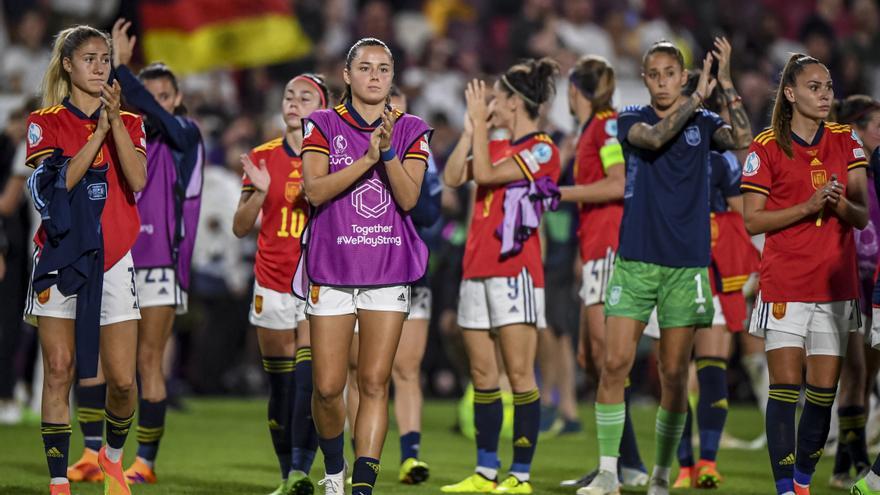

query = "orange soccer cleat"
673;466;694;489
67;448;103;482
49;482;71;495
695;460;723;489
98;446;132;495
124;458;158;484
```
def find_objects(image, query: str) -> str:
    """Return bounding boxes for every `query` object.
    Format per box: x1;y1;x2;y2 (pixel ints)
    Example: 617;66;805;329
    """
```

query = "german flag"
140;0;312;75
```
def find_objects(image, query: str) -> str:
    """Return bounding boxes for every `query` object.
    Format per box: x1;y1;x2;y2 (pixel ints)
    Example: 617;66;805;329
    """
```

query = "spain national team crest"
772;302;786;320
38;288;50;305
310;285;320;304
254;295;263;314
284;182;301;202
684;125;701;146
811;170;827;190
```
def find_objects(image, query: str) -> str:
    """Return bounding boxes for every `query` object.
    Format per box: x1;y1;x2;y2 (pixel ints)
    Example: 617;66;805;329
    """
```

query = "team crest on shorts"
772;302;786;320
254;295;263;314
310;285;320;304
38;288;50;304
608;286;622;306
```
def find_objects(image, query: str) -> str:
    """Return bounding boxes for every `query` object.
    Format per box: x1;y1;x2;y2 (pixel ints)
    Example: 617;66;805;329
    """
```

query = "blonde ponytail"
40;25;111;107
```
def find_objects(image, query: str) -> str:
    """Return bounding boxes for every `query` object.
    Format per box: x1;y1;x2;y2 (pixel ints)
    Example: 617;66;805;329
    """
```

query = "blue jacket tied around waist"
29;152;106;378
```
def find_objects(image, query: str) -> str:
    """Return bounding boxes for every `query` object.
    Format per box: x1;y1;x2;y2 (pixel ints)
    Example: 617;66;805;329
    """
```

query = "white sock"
742;353;769;415
475;466;498;480
50;477;68;485
105;446;123;463
599;456;617;474
138;456;155;469
867;471;880;490
510;471;529;482
652;466;671;481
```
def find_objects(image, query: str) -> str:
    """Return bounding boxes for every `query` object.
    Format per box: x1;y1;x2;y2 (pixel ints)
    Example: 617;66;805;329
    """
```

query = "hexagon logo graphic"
352;178;391;219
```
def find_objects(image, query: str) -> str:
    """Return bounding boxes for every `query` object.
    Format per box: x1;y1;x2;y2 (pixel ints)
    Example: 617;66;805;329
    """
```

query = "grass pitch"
0;399;844;494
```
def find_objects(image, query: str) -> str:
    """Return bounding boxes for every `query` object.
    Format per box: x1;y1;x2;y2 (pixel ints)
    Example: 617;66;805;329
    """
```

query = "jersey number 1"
694;273;707;304
277;207;306;238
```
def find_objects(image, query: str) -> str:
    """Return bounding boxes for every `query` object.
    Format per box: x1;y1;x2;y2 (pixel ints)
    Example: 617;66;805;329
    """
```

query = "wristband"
380;147;396;162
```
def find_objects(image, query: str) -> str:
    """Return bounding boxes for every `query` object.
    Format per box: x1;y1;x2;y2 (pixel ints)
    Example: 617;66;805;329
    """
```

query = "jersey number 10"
277;207;306;238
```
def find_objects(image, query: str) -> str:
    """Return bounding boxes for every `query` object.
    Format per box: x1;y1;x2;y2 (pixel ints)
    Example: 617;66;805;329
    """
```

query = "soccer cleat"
286;470;315;495
621;466;649;487
441;473;498;493
647;475;670;495
49;483;71;495
794;482;811;495
673;466;694;489
317;470;345;495
492;475;533;494
98;446;132;495
124;457;157;484
561;469;598;488
852;477;880;494
399;457;430;484
267;481;287;495
576;469;621;495
695;460;723;488
67;448;103;482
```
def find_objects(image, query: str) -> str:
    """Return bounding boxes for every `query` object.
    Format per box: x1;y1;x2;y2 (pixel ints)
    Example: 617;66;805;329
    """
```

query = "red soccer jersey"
26;101;145;271
243;137;309;293
574;110;624;261
740;122;868;302
462;133;561;287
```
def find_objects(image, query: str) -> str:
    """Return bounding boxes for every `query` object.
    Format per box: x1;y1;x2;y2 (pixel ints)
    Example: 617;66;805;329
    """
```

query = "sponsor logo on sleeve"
303;121;314;139
531;142;553;165
28;122;42;147
420;138;430;154
604;118;617;137
852;129;865;147
854;147;866;159
743;151;760;177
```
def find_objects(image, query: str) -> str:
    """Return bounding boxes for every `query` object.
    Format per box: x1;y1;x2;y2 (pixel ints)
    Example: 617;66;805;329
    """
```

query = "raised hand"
465;79;489;126
379;107;398;152
111;18;137;67
240;154;271;193
100;80;122;123
367;126;383;163
712;37;733;88
695;52;717;102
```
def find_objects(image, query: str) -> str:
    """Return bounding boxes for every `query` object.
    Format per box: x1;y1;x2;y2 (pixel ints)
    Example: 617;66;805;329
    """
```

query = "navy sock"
41;422;71;479
696;357;728;462
474;388;502;472
75;383;105;452
263;356;295;478
620;378;645;470
794;384;836;485
319;433;345;475
511;390;540;476
351;456;380;495
767;384;799;493
104;409;134;450
678;406;695;468
291;348;317;473
839;405;870;471
136;398;167;463
400;431;421;463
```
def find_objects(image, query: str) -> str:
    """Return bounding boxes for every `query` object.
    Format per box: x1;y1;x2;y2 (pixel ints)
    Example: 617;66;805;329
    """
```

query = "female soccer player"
104;19;205;485
741;54;868;495
557;55;647;490
828;95;880;490
233;72;329;495
441;58;561;494
24;25;147;495
578;38;752;495
298;37;431;495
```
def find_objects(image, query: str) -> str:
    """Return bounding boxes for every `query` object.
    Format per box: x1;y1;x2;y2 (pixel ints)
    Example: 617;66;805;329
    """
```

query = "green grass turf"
0;399;846;494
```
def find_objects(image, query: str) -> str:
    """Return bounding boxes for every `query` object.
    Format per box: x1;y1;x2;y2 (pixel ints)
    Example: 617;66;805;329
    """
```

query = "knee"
602;352;632;381
506;366;535;391
44;353;75;386
106;375;136;399
659;361;689;388
314;378;344;405
469;364;499;389
358;373;390;400
392;360;418;385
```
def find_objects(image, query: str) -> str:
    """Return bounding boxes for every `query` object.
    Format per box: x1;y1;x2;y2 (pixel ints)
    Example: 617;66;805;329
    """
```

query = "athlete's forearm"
743;202;813;235
444;133;472;187
110;120;147;192
303;153;373;206
384;157;423;211
232;191;265;238
722;87;753;149
66;130;108;191
470;123;493;185
833;197;868;229
559;169;624;204
627;94;700;151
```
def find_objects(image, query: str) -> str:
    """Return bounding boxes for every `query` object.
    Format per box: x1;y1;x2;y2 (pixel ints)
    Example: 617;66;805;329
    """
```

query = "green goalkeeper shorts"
603;257;715;329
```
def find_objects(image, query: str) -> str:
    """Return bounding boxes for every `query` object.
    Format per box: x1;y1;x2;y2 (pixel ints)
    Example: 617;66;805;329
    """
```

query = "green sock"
596;402;626;458
655;407;687;469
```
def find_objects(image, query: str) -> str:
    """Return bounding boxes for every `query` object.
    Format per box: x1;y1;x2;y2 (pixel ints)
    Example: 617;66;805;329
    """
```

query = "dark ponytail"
341;37;393;104
569;55;615;113
500;57;560;119
771;53;824;158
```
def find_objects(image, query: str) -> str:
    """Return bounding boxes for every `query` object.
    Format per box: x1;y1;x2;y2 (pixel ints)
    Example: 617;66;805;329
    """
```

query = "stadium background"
0;0;879;493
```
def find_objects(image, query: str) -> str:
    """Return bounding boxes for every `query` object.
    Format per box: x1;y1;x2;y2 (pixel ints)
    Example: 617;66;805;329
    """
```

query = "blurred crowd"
0;0;879;416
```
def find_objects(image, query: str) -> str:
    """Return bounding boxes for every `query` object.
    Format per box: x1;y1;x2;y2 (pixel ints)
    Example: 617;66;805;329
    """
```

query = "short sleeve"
403;132;431;164
702;110;730;151
595;117;623;171
301;119;329;156
847;129;869;171
718;152;741;198
25;112;57;167
514;138;559;182
122;114;147;156
740;142;771;196
616;106;644;145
